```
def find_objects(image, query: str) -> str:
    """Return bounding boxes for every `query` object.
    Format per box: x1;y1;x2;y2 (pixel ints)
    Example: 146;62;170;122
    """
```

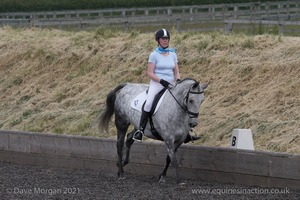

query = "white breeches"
144;79;165;112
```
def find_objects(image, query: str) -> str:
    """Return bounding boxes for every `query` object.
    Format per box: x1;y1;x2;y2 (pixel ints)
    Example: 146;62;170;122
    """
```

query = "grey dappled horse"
97;78;208;185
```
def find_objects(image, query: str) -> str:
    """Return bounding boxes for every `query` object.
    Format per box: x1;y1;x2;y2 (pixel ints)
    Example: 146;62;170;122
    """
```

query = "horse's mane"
177;78;198;84
174;78;198;88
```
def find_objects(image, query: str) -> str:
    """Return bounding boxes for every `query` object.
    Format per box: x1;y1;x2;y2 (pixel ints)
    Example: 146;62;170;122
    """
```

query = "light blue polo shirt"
148;51;178;83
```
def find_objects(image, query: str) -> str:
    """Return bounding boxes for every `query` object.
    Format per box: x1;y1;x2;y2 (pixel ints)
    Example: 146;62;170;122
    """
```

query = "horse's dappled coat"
97;78;208;184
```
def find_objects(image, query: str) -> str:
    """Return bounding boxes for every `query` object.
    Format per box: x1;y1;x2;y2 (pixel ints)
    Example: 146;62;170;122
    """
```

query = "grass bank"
0;27;299;153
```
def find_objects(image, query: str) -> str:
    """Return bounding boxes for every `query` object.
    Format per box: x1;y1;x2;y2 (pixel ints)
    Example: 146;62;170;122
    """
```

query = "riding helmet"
155;28;170;41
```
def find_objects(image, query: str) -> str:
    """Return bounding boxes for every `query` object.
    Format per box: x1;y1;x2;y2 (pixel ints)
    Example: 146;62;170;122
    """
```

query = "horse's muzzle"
188;118;198;128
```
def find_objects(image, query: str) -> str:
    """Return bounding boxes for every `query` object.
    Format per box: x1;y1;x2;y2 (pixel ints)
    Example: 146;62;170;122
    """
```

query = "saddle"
148;89;165;141
131;88;166;141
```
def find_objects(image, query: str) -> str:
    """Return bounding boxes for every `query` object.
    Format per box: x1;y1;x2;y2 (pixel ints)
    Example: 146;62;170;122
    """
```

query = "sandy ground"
0;161;299;200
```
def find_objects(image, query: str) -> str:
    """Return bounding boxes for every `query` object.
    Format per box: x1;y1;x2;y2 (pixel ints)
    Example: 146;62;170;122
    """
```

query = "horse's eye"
189;99;194;104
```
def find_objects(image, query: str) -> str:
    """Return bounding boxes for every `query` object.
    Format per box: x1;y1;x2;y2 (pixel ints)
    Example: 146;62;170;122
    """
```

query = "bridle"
168;81;204;119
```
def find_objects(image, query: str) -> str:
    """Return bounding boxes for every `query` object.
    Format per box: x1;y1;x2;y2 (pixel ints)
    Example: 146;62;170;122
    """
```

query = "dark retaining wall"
0;130;299;189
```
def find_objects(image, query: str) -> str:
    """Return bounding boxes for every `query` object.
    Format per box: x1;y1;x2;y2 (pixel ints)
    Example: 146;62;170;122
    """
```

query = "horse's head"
172;78;208;128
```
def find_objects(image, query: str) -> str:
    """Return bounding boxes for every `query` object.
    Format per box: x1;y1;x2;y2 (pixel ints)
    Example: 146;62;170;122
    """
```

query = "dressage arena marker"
230;129;255;150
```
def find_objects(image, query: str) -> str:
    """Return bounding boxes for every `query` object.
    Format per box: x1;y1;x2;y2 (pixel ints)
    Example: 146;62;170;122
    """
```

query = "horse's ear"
192;82;199;88
201;82;209;90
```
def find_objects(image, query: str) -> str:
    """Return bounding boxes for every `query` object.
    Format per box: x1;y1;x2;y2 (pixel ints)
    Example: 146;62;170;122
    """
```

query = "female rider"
133;28;199;143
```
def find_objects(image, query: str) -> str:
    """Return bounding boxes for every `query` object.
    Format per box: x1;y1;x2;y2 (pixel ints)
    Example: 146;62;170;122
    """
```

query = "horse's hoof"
178;182;187;187
158;176;166;184
118;175;125;181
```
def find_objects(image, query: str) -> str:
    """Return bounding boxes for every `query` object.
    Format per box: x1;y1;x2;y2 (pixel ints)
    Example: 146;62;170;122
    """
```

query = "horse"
97;78;208;185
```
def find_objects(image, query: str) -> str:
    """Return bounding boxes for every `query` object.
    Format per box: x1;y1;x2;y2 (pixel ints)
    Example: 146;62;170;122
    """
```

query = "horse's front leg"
159;145;181;183
158;155;171;184
161;140;184;185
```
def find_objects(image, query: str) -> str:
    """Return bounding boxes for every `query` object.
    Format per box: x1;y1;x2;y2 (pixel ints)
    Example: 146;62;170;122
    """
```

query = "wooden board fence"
0;1;300;33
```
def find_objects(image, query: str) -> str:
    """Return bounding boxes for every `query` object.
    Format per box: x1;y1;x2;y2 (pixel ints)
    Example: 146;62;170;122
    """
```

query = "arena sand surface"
0;162;298;200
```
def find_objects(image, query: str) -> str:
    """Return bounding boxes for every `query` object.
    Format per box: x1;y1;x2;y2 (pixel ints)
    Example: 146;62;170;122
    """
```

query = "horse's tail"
97;83;127;133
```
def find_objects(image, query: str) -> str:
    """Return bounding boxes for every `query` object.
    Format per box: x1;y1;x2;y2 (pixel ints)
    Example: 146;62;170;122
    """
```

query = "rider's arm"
173;63;180;81
147;62;161;82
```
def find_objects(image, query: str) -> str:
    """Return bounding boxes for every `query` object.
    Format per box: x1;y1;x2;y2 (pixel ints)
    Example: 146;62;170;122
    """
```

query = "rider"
132;28;200;143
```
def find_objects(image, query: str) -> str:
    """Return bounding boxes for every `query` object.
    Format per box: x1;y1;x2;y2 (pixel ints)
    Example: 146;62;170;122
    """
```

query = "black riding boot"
133;110;150;142
184;134;201;143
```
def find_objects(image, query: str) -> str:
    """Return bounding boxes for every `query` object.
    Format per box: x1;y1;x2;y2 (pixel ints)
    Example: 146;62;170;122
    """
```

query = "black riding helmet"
155;28;170;41
155;28;170;49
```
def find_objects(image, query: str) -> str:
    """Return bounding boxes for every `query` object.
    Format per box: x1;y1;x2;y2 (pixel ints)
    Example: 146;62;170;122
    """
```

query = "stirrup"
133;130;143;142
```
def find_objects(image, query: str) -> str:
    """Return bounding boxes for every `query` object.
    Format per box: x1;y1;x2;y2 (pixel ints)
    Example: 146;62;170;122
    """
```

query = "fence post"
176;18;181;32
124;21;129;32
224;21;233;34
144;9;149;16
265;2;270;18
278;20;284;35
234;5;239;19
251;2;261;19
167;8;172;16
222;5;229;18
286;1;290;16
209;5;216;20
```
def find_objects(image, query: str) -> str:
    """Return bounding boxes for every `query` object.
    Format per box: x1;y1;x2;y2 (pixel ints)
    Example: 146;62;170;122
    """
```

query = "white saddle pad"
131;90;167;114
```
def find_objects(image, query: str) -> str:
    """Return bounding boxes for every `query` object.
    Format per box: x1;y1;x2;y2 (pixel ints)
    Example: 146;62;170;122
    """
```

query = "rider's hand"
159;79;170;88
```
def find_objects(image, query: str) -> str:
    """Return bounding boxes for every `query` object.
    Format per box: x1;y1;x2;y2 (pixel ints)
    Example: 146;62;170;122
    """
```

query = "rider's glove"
159;79;170;88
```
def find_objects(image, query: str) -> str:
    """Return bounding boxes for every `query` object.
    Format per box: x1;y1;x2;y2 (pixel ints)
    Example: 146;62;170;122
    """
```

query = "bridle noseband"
168;81;204;119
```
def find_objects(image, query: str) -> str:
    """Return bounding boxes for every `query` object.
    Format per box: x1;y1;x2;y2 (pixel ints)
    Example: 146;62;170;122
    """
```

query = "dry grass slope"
0;27;299;153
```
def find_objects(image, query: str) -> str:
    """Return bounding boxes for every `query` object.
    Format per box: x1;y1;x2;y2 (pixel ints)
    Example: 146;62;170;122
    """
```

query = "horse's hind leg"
116;124;129;179
122;129;136;167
